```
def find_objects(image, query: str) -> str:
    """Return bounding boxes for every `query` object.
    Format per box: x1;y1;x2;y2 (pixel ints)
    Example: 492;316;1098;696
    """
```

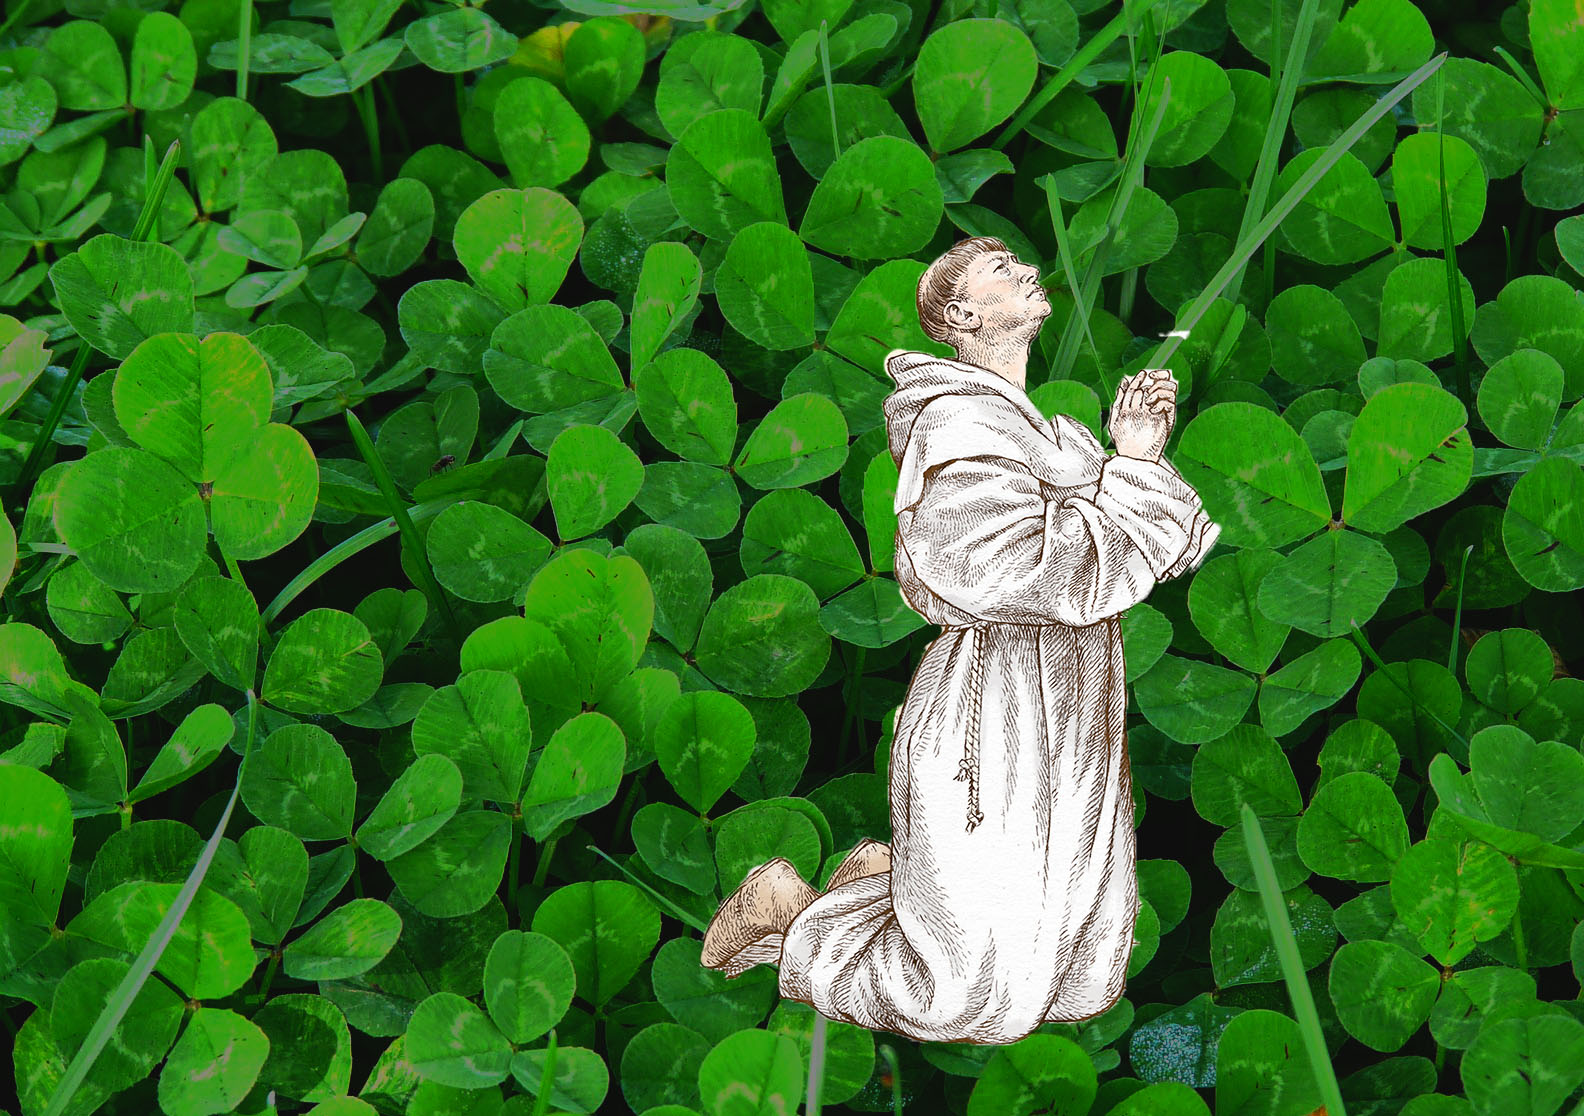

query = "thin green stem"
818;20;841;160
1147;53;1448;371
877;1044;905;1116
1051;70;1172;391
838;646;867;762
808;1014;828;1116
0;0;35;40
1511;897;1527;970
354;85;384;181
1224;0;1324;308
611;777;643;847
255;949;280;1004
992;0;1164;151
1242;805;1347;1116
1040;174;1100;379
1490;46;1549;110
1447;544;1474;674
12;139;180;499
529;1030;559;1116
1348;619;1469;759
258;497;447;628
507;812;523;919
533;834;560;889
586;843;709;933
237;0;253;101
343;408;461;647
1435;68;1472;415
44;691;262;1116
374;76;414;159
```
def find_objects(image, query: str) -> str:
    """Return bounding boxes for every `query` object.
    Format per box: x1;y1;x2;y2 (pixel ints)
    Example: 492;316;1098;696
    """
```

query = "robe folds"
776;350;1221;1044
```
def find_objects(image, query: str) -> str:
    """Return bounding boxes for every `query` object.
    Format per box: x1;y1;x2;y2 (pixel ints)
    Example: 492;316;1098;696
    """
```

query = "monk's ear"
943;297;979;333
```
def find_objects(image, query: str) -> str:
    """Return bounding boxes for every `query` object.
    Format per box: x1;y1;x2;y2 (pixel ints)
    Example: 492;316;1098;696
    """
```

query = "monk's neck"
951;337;1031;390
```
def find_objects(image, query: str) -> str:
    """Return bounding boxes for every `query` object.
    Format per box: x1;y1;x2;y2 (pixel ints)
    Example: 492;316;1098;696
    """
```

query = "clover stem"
354;85;384;181
506;812;523;920
1511;897;1527;971
611;778;642;848
256;950;279;1004
532;835;559;889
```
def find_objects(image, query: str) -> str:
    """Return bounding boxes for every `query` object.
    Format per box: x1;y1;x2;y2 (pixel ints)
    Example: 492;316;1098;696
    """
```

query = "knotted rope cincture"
955;627;987;832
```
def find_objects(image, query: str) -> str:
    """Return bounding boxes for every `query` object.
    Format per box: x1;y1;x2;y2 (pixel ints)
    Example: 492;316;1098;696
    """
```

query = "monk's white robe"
776;350;1220;1044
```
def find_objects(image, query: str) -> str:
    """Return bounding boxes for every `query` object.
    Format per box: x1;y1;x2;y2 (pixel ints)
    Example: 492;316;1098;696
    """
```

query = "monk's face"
946;249;1051;340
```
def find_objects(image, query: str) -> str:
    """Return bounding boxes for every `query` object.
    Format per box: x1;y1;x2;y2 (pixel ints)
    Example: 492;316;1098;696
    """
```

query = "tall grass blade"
1491;45;1548;109
1038;174;1100;376
344;408;462;646
237;0;253;100
529;1029;559;1116
1050;73;1172;393
1147;52;1448;372
1241;804;1348;1116
1223;0;1325;308
992;0;1165;151
13;138;181;500
1436;68;1473;413
260;498;448;626
807;1013;828;1116
819;20;841;160
586;844;711;932
44;691;262;1116
1447;543;1474;674
1348;618;1469;756
877;1043;905;1116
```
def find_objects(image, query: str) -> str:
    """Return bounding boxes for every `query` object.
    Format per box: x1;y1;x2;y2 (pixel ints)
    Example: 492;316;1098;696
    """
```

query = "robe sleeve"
1054;413;1221;581
900;452;1183;629
1092;453;1221;581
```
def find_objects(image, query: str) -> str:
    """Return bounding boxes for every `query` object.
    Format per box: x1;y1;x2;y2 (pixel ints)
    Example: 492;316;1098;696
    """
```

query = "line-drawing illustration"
701;235;1222;1045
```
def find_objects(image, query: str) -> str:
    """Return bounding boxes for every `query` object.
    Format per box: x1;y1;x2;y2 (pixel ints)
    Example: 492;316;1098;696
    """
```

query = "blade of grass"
1491;45;1549;110
0;0;35;40
1348;617;1469;758
1241;804;1348;1116
12;138;181;502
1114;0;1168;326
1038;173;1101;375
586;844;711;932
819;19;841;161
808;1013;828;1116
343;407;462;647
259;497;448;627
1446;543;1475;674
44;689;262;1116
1147;52;1448;371
877;1043;904;1116
1192;300;1248;404
237;0;253;100
1435;68;1473;415
991;0;1165;151
1049;72;1173;393
529;1029;559;1116
354;85;384;181
1223;0;1325;309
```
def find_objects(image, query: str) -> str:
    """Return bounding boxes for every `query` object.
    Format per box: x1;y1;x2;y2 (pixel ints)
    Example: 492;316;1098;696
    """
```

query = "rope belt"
951;624;988;833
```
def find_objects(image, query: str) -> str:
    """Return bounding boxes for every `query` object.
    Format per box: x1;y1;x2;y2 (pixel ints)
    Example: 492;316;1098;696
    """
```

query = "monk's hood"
881;347;1108;483
880;349;1060;463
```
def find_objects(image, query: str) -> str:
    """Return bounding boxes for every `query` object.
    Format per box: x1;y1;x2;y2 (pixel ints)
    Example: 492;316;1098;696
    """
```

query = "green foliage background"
1;0;1583;1113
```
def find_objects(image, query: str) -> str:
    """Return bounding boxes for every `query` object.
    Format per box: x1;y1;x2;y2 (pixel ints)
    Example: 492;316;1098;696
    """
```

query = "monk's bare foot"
825;839;892;891
701;858;819;969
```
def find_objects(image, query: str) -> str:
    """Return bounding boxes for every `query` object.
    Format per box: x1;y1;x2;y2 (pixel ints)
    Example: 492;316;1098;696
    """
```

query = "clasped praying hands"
1107;367;1177;463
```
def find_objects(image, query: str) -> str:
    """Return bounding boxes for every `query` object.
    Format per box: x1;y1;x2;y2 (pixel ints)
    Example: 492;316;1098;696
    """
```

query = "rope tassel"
961;627;987;833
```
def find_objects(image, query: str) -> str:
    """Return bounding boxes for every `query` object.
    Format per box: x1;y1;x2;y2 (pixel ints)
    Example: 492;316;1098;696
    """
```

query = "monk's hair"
917;236;1009;344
